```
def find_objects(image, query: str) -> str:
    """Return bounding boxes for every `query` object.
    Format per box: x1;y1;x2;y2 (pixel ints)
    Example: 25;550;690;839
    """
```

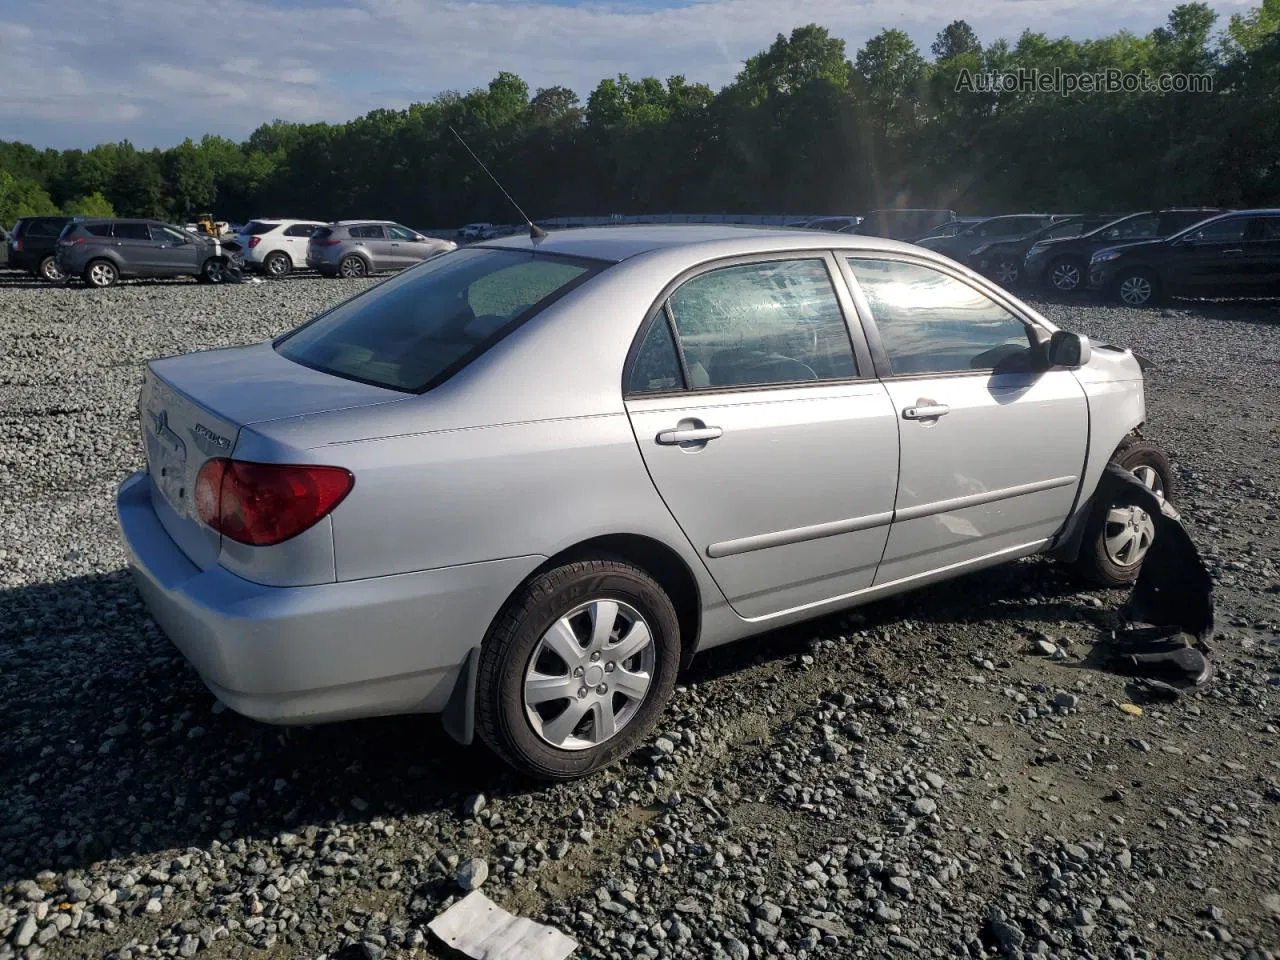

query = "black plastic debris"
1097;463;1216;697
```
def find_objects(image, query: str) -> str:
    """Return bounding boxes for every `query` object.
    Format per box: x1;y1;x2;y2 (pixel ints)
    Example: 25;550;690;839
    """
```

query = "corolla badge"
191;422;231;455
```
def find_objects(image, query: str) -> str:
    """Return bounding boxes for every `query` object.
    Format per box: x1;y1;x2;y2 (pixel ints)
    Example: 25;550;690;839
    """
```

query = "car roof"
333;219;398;226
478;224;922;263
246;218;323;224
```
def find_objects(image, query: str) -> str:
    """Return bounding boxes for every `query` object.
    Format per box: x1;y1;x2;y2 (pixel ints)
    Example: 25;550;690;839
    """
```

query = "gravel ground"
1;270;1278;960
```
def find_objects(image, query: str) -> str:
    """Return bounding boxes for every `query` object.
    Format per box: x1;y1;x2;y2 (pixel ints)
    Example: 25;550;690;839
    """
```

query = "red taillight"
62;237;85;247
313;238;341;247
247;235;262;249
194;458;354;547
14;237;23;252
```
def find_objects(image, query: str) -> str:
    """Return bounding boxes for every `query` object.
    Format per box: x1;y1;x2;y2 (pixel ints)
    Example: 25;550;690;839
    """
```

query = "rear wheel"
1047;257;1084;292
84;259;118;288
339;255;368;279
1116;269;1159;307
38;255;64;282
263;251;291;277
476;559;681;780
1076;439;1174;586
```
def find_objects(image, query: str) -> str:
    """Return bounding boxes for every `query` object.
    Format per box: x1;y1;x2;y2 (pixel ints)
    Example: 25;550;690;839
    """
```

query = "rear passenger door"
352;224;391;270
110;222;163;274
842;255;1089;586
624;254;901;621
283;223;319;266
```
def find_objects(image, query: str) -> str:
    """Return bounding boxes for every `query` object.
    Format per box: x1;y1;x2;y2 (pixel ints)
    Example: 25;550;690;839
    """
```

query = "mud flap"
441;647;479;745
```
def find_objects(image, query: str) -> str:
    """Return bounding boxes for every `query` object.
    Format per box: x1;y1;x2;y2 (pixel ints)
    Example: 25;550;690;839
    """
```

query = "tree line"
1;0;1277;231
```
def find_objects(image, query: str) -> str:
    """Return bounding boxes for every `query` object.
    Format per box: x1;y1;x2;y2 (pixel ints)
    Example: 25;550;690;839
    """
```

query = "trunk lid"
141;341;407;569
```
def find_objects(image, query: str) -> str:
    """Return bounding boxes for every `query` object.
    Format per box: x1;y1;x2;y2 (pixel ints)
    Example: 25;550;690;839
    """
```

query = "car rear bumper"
116;470;543;725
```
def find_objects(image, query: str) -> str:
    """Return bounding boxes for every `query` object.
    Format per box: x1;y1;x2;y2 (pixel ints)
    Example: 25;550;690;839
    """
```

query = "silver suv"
306;221;456;278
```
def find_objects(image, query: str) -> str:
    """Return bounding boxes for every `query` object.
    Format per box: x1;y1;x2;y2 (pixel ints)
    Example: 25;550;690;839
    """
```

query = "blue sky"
0;0;1257;150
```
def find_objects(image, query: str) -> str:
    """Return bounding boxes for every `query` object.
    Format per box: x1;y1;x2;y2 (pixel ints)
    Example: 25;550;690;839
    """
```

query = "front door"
283;223;320;267
151;224;199;276
624;255;900;621
842;255;1089;586
1240;215;1280;294
387;224;421;268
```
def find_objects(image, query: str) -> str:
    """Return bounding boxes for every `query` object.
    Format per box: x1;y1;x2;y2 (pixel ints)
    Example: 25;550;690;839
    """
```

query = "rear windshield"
275;248;604;392
311;227;333;241
241;221;279;235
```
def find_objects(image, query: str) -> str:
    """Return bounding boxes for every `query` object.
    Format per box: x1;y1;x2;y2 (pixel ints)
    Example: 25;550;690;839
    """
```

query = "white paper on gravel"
427;890;579;960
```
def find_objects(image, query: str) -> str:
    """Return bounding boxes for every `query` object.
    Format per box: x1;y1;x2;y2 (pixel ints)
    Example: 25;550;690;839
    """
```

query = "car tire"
38;255;64;282
1115;268;1160;307
1075;438;1175;587
338;255;368;279
197;259;227;284
83;259;118;289
264;251;291;278
475;559;681;781
1047;256;1085;292
992;259;1020;286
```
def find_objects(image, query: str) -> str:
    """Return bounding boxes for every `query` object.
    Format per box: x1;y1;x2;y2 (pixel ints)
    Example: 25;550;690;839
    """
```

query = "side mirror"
1047;330;1091;368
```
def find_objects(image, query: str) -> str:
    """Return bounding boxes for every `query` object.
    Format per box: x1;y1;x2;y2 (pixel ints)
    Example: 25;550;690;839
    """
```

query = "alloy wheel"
993;261;1019;285
1118;275;1153;306
522;599;655;751
1103;465;1164;567
41;257;64;282
340;256;366;279
266;254;290;276
1051;262;1081;291
88;262;116;287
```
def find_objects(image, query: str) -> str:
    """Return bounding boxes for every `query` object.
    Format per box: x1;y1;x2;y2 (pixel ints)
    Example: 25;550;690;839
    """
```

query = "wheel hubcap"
90;264;112;285
1103;465;1164;567
995;262;1018;284
1052;263;1080;290
43;259;63;280
341;258;363;278
206;263;224;282
523;599;655;751
1119;276;1152;305
268;256;287;275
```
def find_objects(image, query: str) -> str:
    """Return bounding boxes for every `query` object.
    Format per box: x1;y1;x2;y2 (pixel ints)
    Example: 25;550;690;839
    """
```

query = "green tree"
0;170;59;227
61;192;116;217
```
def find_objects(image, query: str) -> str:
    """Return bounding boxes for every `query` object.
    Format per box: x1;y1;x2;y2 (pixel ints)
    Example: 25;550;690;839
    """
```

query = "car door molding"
893;475;1078;523
707;510;896;558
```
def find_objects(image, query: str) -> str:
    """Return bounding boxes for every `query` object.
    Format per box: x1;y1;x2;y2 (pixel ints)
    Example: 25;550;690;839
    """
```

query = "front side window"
1103;215;1158;240
113;223;152;241
276;248;601;392
1250;216;1280;241
847;258;1032;375
664;259;856;389
1184;217;1246;243
387;225;417;240
1044;221;1086;240
159;226;188;243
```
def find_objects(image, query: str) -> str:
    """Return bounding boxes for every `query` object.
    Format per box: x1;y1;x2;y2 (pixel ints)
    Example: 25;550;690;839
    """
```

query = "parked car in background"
56;218;243;288
307;221;457;278
804;216;862;232
855;209;958;241
1023;208;1228;293
237;219;325;277
902;217;986;242
7;216;74;280
915;214;1059;260
459;222;496;241
117;224;1166;780
1088;209;1280;306
968;214;1123;286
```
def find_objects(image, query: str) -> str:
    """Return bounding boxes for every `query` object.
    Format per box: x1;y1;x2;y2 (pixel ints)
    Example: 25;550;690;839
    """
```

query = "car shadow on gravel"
0;558;1121;885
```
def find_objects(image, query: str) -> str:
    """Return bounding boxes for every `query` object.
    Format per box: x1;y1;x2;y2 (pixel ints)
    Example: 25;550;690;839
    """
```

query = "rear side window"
664;259;856;389
113;223;151;240
627;313;684;395
350;225;385;239
848;258;1031;375
276;248;601;392
85;223;113;237
242;221;280;235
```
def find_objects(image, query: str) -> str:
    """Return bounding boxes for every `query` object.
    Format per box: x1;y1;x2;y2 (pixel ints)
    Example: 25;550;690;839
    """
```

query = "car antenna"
448;125;547;243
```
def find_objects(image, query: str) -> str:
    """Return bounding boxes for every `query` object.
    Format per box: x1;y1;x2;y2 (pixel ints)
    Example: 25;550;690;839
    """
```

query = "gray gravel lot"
1;271;1278;960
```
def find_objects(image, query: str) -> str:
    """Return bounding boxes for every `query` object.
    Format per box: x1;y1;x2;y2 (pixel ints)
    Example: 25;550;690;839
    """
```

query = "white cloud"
0;0;1258;147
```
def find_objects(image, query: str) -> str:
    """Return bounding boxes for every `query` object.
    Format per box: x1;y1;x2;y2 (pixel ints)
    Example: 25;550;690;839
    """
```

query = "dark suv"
7;216;74;280
56;219;243;288
1088;209;1280;306
1022;208;1228;292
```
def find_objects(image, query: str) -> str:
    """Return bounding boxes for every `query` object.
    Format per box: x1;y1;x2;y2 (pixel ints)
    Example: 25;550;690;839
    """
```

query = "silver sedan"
116;226;1169;779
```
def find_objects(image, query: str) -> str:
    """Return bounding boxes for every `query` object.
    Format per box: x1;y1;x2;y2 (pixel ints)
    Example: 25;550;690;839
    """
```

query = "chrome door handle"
903;404;950;420
657;426;723;445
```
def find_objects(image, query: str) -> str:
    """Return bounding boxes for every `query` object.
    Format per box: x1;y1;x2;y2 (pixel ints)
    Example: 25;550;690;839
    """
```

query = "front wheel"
1076;439;1175;587
1047;257;1084;292
992;259;1020;286
198;259;227;284
475;559;681;780
1115;269;1159;307
39;255;64;282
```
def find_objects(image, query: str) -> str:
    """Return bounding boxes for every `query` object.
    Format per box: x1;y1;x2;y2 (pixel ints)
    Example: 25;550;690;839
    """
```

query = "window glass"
276;249;598;391
1252;217;1280;240
847;258;1032;375
28;219;66;237
113;222;152;241
242;221;278;236
350;224;385;239
1044;221;1086;240
159;226;188;243
1102;215;1158;240
86;223;112;237
666;259;856;388
387;225;417;240
285;224;318;237
1186;217;1246;242
627;313;684;394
